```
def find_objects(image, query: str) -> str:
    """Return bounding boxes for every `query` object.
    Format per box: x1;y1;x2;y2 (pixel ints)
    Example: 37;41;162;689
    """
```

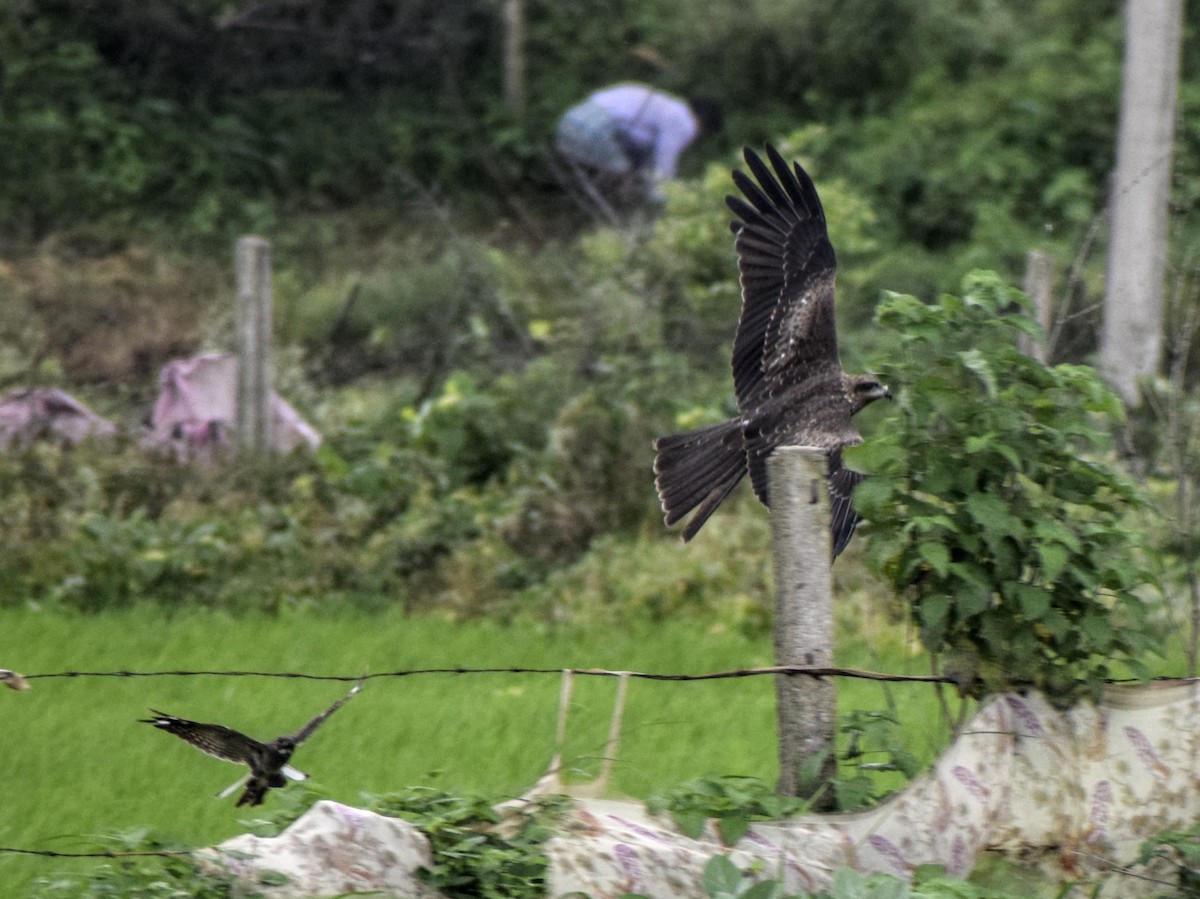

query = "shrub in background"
852;272;1158;702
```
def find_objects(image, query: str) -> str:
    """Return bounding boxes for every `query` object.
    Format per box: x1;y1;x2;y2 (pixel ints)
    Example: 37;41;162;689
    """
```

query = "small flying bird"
654;145;891;558
141;681;362;807
0;669;30;691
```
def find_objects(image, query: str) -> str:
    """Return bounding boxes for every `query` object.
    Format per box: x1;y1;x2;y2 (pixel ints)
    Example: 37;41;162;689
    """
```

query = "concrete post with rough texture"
502;0;525;110
1021;249;1055;363
235;236;273;452
769;446;836;803
1100;0;1183;404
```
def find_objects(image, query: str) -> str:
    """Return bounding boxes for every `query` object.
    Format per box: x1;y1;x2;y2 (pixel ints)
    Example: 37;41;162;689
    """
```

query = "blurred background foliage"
0;0;1198;655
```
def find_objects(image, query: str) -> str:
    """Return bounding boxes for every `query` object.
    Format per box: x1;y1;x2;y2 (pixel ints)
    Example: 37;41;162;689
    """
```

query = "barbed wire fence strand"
19;664;1187;686
22;663;959;684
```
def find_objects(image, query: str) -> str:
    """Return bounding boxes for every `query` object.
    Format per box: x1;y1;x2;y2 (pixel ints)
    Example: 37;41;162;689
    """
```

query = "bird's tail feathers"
653;418;746;541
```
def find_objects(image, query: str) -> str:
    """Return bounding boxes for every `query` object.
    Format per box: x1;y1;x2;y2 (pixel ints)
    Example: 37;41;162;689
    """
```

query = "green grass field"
0;604;958;895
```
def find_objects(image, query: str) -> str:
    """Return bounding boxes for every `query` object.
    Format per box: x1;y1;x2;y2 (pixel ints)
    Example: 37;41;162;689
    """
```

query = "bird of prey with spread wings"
141;681;362;806
654;145;890;558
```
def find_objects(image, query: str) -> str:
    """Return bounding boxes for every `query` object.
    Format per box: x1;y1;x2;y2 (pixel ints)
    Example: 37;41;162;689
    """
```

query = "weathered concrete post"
235;236;273;452
1100;0;1183;403
502;0;525;111
769;446;836;804
1021;249;1055;363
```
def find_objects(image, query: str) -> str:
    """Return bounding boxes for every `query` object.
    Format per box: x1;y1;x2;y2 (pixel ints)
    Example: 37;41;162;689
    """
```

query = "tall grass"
0;604;952;895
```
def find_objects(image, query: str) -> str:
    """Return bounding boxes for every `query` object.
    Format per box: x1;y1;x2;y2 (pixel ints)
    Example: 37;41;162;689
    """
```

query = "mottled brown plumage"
654;145;889;557
141;682;362;806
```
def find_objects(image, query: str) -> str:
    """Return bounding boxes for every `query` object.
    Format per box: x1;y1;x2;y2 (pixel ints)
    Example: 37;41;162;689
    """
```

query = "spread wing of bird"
142;711;266;766
286;680;362;744
827;449;865;558
653;145;888;557
725;144;841;412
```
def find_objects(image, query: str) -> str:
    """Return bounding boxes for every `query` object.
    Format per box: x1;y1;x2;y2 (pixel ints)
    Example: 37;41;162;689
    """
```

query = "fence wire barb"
0;846;195;858
22;664;963;684
19;666;1190;686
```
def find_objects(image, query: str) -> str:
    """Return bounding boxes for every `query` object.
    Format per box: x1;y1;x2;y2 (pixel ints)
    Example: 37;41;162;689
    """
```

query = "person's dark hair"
687;96;724;136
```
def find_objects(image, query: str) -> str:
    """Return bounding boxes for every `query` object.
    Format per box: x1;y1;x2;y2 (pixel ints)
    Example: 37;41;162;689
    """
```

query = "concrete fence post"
769;446;836;805
235;236;273;452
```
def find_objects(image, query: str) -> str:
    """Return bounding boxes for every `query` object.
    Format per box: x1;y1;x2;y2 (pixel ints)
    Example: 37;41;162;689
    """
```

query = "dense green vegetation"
853;275;1158;703
3;0;1200;895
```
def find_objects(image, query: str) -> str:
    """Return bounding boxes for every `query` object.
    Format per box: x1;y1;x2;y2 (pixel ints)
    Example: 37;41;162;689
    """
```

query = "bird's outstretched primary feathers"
653;145;889;557
142;681;362;806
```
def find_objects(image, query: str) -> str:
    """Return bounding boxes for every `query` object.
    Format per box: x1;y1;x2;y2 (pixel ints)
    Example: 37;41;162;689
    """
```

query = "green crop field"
0;603;954;895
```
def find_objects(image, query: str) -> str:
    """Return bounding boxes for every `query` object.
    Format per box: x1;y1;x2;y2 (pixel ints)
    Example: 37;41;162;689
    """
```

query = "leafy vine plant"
849;271;1159;704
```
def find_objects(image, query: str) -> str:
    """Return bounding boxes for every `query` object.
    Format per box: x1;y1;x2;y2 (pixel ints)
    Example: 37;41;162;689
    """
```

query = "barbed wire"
22;664;958;684
19;665;1191;686
0;846;194;859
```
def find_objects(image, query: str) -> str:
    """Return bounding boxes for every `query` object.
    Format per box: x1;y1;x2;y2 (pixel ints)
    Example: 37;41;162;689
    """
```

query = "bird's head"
270;737;298;759
846;374;892;414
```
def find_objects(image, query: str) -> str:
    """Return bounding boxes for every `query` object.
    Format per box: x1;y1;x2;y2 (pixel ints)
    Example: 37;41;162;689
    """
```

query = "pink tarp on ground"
0;387;116;449
149;353;320;460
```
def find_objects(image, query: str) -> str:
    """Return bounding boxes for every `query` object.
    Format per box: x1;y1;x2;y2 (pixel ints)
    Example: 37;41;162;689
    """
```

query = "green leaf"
1015;584;1050;620
891;748;923;779
703;854;742;898
918;543;950;577
1079;612;1112;646
863;876;911;899
1036;542;1069;581
717;814;750;847
673;809;707;840
740;880;783;899
965;492;1019;537
835;774;874;811
851;476;895;516
832;867;870;898
796;745;834;796
958;349;998;396
918;594;951;649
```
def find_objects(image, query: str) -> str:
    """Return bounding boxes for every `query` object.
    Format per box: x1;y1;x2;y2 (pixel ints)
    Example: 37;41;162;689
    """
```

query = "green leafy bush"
368;787;569;899
851;272;1158;702
647;775;810;846
30;830;250;899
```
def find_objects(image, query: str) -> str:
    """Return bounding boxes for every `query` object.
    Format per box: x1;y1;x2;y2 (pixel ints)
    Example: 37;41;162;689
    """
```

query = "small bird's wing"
285;681;363;746
141;710;264;766
726;145;840;412
827;449;865;559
